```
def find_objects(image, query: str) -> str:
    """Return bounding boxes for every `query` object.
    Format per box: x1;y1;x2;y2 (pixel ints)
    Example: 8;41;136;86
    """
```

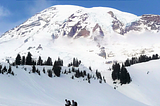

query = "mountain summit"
0;5;160;63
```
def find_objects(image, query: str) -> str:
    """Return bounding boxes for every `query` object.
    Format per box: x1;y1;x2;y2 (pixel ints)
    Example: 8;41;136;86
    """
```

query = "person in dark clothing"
68;100;71;105
71;100;77;106
65;99;70;106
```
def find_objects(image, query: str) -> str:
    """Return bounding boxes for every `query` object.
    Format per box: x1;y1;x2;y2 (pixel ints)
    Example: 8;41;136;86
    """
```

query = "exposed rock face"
112;19;125;35
2;5;160;42
63;12;90;38
108;11;160;35
108;11;125;35
76;28;90;38
68;22;82;37
93;24;104;36
125;15;160;33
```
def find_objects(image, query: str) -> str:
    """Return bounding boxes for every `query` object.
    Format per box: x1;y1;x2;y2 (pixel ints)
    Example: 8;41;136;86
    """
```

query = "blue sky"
0;0;160;35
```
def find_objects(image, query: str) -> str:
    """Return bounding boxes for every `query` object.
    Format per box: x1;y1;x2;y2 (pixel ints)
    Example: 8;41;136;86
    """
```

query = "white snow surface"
0;59;160;105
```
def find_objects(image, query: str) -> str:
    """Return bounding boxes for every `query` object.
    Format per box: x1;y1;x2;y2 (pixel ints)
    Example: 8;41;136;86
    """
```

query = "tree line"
11;52;106;83
112;54;159;85
0;65;14;76
14;52;54;66
124;54;159;67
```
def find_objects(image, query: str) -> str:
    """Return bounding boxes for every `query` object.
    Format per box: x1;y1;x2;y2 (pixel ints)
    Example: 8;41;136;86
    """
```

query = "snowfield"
0;60;159;106
0;58;159;106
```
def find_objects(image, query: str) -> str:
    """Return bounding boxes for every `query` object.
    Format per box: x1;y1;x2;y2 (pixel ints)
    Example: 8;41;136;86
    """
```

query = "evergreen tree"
120;65;131;84
152;54;159;60
7;66;12;74
2;66;7;73
68;68;71;73
53;66;61;77
73;58;76;66
73;58;79;67
26;52;33;65
51;58;63;77
37;56;43;65
32;65;36;73
89;66;92;71
96;70;102;80
32;60;36;65
124;59;130;66
57;57;63;66
112;63;120;80
37;69;40;75
87;73;91;80
21;56;25;65
47;69;52;77
83;70;86;76
43;68;45;73
11;71;14;76
15;54;21;65
72;67;75;72
46;57;52;66
75;69;80;78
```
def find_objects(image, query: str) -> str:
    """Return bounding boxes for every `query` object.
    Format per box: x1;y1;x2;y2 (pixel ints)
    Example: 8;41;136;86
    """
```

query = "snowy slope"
0;63;149;106
116;59;160;106
0;59;160;106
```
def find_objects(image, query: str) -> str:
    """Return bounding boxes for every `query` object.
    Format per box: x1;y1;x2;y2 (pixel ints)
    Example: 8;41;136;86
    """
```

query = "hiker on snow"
65;99;71;106
71;100;77;106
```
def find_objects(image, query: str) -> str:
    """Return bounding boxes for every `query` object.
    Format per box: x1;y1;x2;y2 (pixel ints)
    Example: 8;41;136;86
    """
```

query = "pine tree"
124;59;130;66
15;54;21;65
53;66;61;77
120;65;131;84
83;70;86;76
32;65;36;73
89;66;92;71
21;56;25;65
112;63;120;80
37;56;43;65
87;73;91;80
75;69;80;78
73;58;76;66
26;52;33;65
43;68;45;73
2;66;7;73
7;66;12;74
96;70;102;80
11;71;14;76
47;69;52;77
46;57;52;65
72;67;75;72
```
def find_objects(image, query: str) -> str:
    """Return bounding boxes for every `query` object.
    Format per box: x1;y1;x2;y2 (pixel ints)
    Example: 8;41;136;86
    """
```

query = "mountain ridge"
0;5;160;66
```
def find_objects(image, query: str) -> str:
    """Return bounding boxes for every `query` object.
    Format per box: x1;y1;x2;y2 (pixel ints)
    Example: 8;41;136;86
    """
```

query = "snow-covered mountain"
0;5;160;62
0;5;160;106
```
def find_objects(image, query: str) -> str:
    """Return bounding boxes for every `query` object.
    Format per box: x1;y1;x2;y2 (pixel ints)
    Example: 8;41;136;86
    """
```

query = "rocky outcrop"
108;11;160;35
62;12;90;38
108;11;125;35
93;24;104;36
76;28;90;38
125;15;160;33
68;22;82;37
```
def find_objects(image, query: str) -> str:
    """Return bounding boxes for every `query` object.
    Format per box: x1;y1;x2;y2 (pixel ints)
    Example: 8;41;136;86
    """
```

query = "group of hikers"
65;99;77;106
